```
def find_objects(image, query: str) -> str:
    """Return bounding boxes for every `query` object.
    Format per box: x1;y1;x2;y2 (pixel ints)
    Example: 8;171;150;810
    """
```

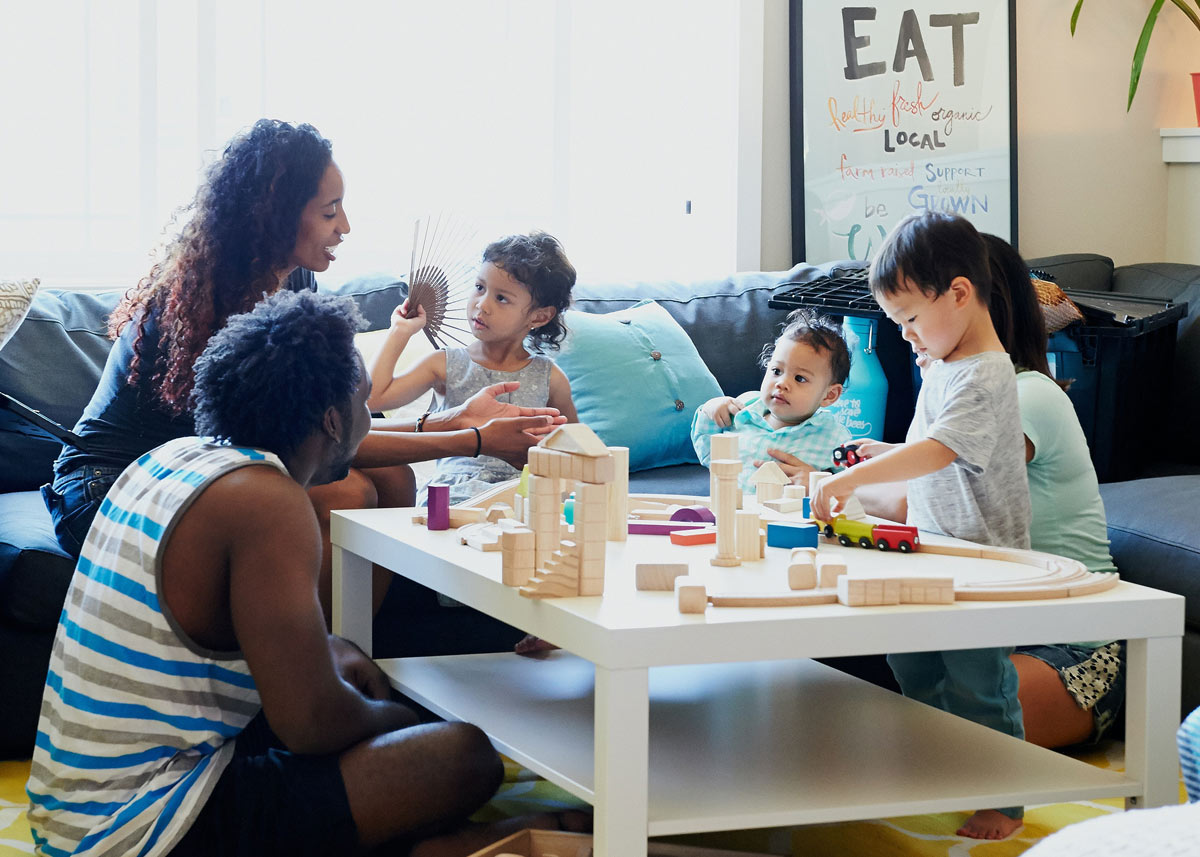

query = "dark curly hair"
482;231;575;352
110;119;334;415
869;211;991;306
760;307;852;386
192;290;364;460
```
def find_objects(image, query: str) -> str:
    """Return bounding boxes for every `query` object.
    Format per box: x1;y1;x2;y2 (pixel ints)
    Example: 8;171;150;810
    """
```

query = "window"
0;1;755;289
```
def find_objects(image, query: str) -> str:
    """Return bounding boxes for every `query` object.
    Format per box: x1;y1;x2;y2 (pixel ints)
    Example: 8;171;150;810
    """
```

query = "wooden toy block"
454;477;520;512
670;526;717;546
784;484;806;499
460;522;502;551
669;505;716;523
675;576;708;613
838;493;866;522
897;576;956;604
735;510;761;560
630;507;674;520
787;560;817;590
709;591;838;607
628;520;708;535
751;461;789;503
765;521;819;549
710;457;742;566
710;434;739;461
816;554;847;588
635;563;689;591
500;527;536;586
760;497;806;514
540;422;610;457
790;546;818;560
485;502;514;523
837;575;901;607
519;573;579;598
497;517;528;532
605;446;629;542
427;484;451;530
808;470;830;500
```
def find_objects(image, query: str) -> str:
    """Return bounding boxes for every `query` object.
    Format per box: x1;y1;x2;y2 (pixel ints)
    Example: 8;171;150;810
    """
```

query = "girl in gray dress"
369;231;579;504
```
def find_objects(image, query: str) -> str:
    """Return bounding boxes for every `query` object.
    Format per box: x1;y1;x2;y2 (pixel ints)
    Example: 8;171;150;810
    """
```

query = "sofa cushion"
627;463;711;496
0;490;75;630
573;264;830;400
554;301;723;471
0;289;120;491
1099;475;1200;630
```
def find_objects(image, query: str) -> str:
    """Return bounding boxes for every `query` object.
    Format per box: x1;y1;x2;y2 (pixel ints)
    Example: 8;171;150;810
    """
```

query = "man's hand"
478;416;563;468
756;447;815;483
330;636;391;701
700;395;742;429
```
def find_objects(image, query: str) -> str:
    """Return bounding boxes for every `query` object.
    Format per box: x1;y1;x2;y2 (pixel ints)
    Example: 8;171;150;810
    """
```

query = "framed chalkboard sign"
789;1;1017;264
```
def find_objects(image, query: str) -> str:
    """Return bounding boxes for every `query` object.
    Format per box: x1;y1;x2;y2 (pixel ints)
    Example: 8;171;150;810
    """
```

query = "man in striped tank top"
27;291;568;856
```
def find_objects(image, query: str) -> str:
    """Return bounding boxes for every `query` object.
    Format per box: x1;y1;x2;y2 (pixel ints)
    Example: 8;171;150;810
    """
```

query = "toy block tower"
519;424;615;598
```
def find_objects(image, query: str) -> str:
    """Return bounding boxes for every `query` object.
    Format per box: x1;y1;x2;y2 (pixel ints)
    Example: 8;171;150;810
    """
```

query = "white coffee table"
331;508;1184;857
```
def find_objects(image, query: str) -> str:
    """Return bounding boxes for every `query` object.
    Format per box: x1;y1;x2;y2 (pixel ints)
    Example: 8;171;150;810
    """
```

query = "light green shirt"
1018;370;1116;648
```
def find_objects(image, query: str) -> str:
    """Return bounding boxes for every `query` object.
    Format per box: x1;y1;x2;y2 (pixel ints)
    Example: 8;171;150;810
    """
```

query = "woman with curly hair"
43;119;560;624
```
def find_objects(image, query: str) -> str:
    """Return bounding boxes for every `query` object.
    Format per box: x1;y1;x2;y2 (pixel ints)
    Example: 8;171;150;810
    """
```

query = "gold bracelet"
416;411;431;432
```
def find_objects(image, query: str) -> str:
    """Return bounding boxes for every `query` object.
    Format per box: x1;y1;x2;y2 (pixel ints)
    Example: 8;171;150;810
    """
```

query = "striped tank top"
27;437;286;857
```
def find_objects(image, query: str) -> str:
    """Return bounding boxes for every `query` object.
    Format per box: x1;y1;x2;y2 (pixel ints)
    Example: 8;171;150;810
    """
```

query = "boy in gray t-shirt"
812;212;1031;841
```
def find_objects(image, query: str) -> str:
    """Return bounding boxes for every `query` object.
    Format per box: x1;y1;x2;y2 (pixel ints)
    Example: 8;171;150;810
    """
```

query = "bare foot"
514;635;559;657
957;809;1023;840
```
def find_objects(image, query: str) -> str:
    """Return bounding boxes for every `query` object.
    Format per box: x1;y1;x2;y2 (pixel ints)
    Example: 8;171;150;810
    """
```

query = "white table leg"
332;541;374;656
594;666;649;857
1124;635;1181;808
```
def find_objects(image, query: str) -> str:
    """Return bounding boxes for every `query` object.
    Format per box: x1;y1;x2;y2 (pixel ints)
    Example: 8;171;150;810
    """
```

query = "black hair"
111;118;334;415
982;233;1061;384
759;307;852;386
192;290;364;459
482;230;576;352
869;211;991;306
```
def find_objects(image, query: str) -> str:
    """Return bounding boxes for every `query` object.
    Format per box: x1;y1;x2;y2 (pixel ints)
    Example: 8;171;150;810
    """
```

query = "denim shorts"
40;464;124;558
1015;641;1126;742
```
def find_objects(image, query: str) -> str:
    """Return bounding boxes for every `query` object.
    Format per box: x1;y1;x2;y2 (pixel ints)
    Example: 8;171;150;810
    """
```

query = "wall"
761;0;1200;270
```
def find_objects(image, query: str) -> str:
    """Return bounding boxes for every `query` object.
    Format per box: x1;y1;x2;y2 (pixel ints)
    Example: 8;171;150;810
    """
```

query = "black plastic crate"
1049;290;1187;484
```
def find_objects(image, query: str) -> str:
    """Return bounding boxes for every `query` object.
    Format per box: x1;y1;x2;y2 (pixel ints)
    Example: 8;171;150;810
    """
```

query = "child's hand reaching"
388;299;427;339
701;396;743;428
845;439;895;461
811;471;857;522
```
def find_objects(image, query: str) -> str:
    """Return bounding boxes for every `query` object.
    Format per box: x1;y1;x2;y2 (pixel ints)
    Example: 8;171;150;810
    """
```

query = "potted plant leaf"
1071;0;1200;115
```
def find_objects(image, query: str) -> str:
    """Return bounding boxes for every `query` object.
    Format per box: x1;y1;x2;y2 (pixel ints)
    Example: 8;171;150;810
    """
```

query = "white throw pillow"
0;278;39;351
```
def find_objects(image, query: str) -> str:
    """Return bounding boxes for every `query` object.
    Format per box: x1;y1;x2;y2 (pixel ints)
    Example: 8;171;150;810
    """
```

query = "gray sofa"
1;256;1196;759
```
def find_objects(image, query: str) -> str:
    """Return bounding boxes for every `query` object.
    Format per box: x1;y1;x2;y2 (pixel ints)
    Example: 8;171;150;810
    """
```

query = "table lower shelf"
378;652;1135;837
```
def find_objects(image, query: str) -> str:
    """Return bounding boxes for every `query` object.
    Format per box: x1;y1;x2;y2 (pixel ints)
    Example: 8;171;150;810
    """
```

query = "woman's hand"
456;381;564;429
701;395;742;428
756;448;816;483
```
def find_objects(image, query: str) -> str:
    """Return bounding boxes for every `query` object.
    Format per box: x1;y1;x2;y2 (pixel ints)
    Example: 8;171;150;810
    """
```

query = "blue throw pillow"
553;300;722;472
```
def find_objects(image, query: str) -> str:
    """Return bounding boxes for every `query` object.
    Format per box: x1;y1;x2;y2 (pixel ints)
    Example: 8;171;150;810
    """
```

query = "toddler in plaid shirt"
691;308;852;492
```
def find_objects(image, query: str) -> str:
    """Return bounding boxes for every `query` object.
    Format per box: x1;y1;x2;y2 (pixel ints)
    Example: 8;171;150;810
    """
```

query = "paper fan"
404;215;478;349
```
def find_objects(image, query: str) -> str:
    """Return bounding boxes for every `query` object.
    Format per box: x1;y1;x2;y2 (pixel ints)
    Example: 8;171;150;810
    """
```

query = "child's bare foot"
957;809;1023;840
514;635;559;657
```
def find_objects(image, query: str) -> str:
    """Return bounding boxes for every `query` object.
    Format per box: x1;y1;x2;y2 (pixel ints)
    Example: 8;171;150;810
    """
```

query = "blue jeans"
40;464;123;558
888;646;1024;820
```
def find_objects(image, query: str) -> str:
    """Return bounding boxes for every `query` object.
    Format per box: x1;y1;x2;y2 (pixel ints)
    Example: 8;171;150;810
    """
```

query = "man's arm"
225;474;412;754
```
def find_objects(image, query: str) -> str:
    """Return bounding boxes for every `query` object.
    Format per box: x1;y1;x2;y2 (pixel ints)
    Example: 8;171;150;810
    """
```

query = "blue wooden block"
803;497;811;518
766;521;818;549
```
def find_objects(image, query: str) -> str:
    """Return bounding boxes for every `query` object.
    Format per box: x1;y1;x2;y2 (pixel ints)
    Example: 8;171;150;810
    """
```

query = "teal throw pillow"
554;300;722;471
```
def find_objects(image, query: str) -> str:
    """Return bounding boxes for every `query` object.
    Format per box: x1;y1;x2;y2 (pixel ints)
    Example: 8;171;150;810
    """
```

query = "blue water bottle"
829;316;888;440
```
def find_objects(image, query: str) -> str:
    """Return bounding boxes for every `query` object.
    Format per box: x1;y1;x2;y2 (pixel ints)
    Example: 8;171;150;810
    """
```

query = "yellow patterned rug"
0;743;1185;856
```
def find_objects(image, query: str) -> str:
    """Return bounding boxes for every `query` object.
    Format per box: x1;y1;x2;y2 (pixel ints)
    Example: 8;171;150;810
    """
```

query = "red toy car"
870;524;920;553
831;444;862;468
